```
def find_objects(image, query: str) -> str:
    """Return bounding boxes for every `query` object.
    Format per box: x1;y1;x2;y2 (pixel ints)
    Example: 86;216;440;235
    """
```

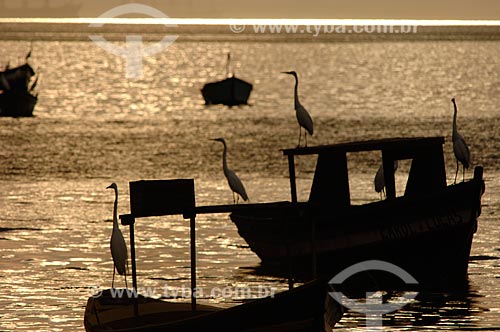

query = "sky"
0;0;499;20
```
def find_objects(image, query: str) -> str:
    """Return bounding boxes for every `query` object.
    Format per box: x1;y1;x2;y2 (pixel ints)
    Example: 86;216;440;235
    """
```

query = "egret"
374;160;398;199
282;71;314;147
226;52;231;77
107;183;128;288
212;138;249;204
451;98;470;183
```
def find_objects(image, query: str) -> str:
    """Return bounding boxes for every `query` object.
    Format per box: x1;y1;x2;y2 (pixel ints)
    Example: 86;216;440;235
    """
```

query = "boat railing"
119;180;312;315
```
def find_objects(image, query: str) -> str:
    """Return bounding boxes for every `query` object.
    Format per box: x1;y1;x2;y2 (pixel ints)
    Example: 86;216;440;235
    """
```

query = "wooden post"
120;214;138;317
190;215;196;312
286;154;297;289
310;211;317;280
284;213;294;290
382;151;396;199
288;155;297;203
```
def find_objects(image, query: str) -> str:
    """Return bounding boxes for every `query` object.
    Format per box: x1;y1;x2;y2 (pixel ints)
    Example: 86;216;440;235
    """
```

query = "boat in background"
201;52;253;106
0;62;39;117
230;137;485;290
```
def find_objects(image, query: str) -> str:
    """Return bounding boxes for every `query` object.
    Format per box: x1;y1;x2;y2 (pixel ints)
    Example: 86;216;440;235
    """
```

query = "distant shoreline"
1;22;500;42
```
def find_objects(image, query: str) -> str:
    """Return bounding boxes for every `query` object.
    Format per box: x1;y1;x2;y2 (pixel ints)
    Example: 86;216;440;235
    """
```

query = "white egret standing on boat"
282;71;314;147
212;138;248;204
374;160;398;199
107;183;128;288
451;98;470;183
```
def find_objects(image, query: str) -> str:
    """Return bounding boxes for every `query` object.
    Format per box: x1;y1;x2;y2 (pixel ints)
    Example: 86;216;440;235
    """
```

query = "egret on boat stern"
282;71;314;147
451;98;470;183
107;183;128;288
211;138;248;204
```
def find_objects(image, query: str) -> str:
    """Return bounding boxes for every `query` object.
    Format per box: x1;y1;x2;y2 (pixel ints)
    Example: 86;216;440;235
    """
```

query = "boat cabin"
282;137;447;208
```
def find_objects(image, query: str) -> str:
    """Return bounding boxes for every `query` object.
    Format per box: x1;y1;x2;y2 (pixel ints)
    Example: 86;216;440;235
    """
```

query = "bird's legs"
462;165;466;182
454;160;459;184
124;268;128;289
232;192;236;204
297;127;302;147
305;132;308;147
112;266;116;288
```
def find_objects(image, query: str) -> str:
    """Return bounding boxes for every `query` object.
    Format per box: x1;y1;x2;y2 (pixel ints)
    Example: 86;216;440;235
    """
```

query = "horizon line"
1;18;500;26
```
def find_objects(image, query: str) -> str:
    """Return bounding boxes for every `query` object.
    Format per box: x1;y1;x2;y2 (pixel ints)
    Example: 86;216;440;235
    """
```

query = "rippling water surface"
0;24;499;331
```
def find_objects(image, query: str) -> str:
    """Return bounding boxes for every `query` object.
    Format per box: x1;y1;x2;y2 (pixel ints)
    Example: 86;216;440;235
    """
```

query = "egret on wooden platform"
451;98;470;183
212;138;248;204
107;183;128;288
374;160;398;199
282;71;314;147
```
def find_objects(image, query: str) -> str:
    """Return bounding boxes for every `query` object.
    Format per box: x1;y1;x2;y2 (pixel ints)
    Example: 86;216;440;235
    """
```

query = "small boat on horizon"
201;52;253;106
0;61;38;117
230;137;485;290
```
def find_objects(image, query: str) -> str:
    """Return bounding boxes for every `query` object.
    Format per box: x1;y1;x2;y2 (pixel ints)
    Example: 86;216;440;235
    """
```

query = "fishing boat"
84;278;338;332
230;137;485;290
84;179;342;332
201;53;253;106
0;62;38;117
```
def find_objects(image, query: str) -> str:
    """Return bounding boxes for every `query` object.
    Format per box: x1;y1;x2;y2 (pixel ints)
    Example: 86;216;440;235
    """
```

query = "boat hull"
230;179;483;290
0;90;37;117
84;280;340;332
201;76;252;106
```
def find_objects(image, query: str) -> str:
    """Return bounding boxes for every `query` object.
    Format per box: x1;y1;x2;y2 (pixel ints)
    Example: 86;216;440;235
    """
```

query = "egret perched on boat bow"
107;183;128;288
212;138;249;204
374;160;398;199
282;71;314;147
451;98;470;183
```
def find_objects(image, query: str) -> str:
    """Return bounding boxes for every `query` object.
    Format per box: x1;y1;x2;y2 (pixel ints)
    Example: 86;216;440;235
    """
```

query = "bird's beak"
106;184;112;189
281;71;289;74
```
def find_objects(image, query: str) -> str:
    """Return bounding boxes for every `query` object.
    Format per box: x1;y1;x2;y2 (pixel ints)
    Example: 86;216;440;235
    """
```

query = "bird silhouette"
451;98;470;183
282;71;314;147
212;138;248;204
107;183;128;289
374;160;398;199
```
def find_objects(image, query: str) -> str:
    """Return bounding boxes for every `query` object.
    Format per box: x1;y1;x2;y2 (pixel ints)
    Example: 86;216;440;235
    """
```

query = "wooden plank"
195;202;304;215
283;136;444;156
129;179;195;218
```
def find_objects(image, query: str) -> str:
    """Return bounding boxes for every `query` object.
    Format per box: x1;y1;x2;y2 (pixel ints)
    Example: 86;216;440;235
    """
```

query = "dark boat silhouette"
201;53;252;106
84;179;342;332
230;137;485;290
0;60;38;117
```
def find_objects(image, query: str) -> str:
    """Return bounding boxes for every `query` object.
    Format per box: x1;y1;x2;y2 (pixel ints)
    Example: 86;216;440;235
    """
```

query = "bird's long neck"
112;188;118;230
221;142;229;173
226;53;231;77
452;100;458;136
293;75;300;108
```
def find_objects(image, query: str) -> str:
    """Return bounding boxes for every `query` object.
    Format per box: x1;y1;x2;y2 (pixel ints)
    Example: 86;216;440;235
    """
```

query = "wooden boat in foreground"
230;137;485;290
84;179;342;332
84;279;336;332
0;63;38;117
201;53;253;106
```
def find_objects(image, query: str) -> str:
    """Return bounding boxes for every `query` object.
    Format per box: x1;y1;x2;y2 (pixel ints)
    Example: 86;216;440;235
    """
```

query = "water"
0;23;499;331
